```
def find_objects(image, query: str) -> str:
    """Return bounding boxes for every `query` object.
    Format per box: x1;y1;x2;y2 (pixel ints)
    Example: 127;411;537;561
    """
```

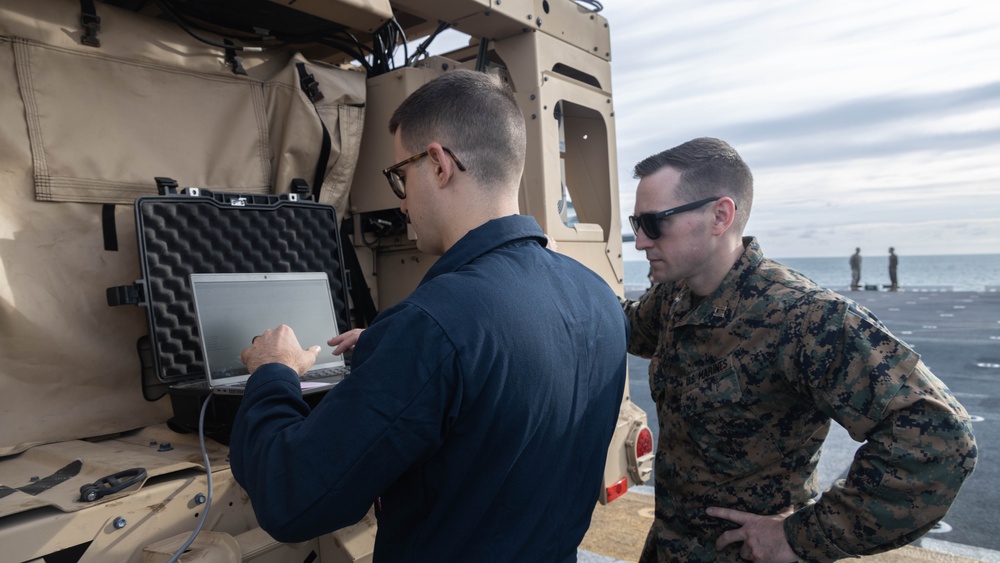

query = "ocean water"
624;254;1000;293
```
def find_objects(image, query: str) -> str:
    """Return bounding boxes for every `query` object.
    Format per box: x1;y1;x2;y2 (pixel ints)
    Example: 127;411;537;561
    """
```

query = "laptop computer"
188;272;349;396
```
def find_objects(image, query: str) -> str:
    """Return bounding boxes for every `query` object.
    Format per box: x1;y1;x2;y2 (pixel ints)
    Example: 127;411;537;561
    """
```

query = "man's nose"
634;230;653;250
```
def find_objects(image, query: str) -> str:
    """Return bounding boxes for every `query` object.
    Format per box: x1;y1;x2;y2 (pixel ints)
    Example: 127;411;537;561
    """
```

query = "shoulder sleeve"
621;284;671;358
229;304;459;542
782;304;978;561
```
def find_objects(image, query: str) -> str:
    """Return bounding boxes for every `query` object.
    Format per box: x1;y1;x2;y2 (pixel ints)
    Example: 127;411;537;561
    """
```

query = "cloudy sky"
597;1;1000;259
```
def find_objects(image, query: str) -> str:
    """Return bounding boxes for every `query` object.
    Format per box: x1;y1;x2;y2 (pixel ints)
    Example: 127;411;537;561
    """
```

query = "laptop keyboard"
300;366;350;381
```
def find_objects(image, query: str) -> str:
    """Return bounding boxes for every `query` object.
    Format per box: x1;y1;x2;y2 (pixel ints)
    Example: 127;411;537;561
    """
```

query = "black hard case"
112;189;351;435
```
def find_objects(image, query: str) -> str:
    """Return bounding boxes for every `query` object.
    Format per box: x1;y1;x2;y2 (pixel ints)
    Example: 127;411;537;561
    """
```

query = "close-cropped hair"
388;69;527;192
633;137;753;232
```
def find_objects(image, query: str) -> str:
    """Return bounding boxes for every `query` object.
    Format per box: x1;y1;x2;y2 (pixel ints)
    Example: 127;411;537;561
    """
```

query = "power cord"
406;20;451;66
166;393;215;563
151;0;267;53
369;19;408;76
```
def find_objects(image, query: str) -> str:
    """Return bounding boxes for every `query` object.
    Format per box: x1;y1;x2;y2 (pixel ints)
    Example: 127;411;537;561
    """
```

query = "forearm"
786;369;977;561
229;364;375;541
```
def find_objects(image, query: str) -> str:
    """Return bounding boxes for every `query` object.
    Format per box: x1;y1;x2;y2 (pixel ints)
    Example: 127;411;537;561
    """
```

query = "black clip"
79;0;101;48
154;176;179;195
81;12;101;47
79;467;147;502
289;177;311;196
301;73;324;103
296;63;325;103
106;282;144;306
224;39;247;76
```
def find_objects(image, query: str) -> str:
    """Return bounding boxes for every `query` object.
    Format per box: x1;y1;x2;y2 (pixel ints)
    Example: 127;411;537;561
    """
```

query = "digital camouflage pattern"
624;237;977;562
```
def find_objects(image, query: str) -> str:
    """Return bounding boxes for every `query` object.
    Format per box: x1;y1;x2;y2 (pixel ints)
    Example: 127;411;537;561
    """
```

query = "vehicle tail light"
627;424;654;485
636;427;653;458
606;477;628;503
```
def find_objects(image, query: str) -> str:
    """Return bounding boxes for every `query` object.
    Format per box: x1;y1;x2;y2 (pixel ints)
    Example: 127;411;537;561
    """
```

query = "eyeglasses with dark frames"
629;196;732;240
381;147;467;199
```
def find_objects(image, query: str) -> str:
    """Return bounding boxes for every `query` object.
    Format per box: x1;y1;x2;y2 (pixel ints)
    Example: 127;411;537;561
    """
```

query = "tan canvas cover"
0;0;366;455
0;424;225;518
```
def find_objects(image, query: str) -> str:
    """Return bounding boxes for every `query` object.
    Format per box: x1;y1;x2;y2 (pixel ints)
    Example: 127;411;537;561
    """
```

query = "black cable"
475;38;490;72
150;0;267;52
153;0;332;47
331;30;373;57
574;0;604;12
406;20;451;66
318;38;374;74
377;24;390;70
149;0;396;75
366;18;409;76
392;19;409;67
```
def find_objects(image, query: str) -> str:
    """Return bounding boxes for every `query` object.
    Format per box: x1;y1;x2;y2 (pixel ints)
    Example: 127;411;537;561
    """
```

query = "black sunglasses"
628;197;728;240
381;147;467;199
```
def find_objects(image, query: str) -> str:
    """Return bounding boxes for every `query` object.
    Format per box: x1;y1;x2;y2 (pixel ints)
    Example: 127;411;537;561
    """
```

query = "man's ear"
711;197;737;235
426;143;454;188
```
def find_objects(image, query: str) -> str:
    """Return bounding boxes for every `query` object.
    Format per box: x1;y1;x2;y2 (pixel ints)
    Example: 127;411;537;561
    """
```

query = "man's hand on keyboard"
241;324;321;375
329;328;364;356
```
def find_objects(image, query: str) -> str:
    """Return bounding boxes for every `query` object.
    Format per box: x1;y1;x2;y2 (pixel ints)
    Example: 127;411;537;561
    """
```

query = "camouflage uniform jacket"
623;237;977;562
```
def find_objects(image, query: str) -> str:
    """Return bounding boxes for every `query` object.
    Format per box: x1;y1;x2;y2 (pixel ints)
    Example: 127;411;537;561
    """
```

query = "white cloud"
602;0;1000;258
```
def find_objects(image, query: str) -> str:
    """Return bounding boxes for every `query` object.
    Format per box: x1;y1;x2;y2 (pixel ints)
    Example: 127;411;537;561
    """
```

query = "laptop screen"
190;272;344;386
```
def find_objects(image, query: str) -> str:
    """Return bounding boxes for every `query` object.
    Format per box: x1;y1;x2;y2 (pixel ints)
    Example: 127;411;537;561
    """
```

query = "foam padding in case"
134;194;351;385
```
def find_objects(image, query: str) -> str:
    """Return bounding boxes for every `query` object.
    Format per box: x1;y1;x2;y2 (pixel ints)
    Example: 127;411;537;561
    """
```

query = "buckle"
80;12;101;47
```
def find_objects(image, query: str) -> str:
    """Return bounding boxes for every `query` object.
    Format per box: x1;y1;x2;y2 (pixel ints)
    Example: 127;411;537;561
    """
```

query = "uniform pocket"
680;366;782;480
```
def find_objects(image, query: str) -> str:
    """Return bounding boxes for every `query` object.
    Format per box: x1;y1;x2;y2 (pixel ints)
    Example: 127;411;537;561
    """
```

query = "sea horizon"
623;253;1000;293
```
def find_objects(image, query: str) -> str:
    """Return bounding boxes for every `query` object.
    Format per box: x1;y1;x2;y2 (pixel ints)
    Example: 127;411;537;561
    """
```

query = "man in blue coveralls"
229;69;629;562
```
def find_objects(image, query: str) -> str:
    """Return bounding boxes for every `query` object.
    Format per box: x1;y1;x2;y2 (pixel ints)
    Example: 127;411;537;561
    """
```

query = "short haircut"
388;69;526;194
633;137;753;233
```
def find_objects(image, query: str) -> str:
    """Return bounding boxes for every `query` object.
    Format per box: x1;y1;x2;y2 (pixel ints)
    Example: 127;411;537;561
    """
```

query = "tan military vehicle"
0;0;652;560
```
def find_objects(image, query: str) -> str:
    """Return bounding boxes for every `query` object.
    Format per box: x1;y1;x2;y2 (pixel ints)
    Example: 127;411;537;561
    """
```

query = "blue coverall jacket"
230;214;629;562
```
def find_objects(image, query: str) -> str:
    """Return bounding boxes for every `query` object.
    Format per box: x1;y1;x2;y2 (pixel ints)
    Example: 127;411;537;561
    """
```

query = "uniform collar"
419;215;548;286
676;236;762;328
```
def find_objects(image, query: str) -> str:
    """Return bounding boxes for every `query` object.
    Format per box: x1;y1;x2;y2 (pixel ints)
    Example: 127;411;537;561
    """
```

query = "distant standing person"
889;247;899;291
849;247;862;290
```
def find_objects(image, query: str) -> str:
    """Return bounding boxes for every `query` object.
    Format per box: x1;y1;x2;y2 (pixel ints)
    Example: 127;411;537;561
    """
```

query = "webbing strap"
79;0;101;47
292;63;373;323
295;62;331;198
340;221;378;327
102;204;118;251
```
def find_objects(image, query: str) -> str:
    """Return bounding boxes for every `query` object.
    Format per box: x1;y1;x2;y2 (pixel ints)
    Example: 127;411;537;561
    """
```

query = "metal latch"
106;280;145;307
79;467;147;502
155;176;179;195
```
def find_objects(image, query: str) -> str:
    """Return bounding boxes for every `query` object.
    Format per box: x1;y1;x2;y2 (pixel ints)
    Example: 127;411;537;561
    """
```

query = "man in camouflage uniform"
622;137;977;562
